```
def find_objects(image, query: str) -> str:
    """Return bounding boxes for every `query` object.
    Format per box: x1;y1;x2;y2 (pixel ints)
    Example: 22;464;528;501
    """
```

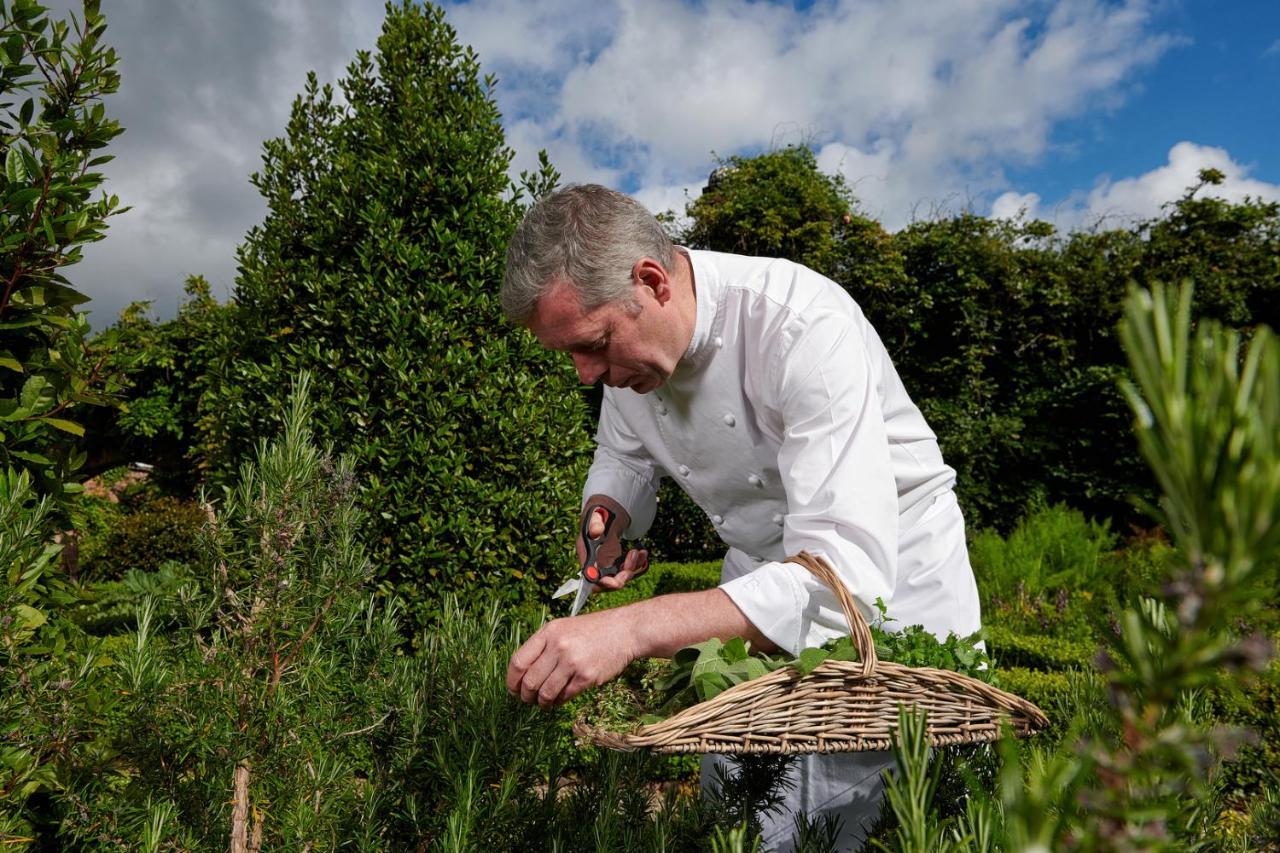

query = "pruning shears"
552;502;625;617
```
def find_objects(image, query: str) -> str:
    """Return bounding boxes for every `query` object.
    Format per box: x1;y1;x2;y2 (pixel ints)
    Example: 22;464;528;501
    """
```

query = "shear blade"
570;580;593;617
553;577;581;599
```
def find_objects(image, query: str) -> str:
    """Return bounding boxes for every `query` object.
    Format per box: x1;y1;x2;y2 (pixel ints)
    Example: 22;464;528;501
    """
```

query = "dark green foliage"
195;2;592;627
969;501;1116;602
0;0;126;507
80;495;204;580
66;561;192;634
653;560;722;594
685;146;857;276
83;277;235;491
1209;660;1280;802
0;467;116;845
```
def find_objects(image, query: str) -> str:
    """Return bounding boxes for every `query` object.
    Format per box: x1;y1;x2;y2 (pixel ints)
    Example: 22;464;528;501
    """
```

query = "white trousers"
707;491;979;851
700;751;894;851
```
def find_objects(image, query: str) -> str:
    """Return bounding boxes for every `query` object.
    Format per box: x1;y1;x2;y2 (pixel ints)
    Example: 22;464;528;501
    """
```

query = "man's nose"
571;353;606;385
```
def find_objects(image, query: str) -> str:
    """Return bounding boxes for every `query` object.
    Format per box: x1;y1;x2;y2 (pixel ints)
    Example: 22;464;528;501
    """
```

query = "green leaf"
38;417;83;436
13;603;46;632
0;351;23;372
19;374;49;409
5;145;26;183
793;646;830;677
722;636;748;663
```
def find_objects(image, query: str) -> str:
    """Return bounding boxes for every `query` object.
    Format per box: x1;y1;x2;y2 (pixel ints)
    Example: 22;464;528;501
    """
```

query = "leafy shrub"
84;277;236;492
654;560;722;594
984;624;1098;671
66;561;193;634
0;0;126;507
969;501;1117;602
196;2;591;628
0;467;116;845
1208;659;1280;802
81;495;204;579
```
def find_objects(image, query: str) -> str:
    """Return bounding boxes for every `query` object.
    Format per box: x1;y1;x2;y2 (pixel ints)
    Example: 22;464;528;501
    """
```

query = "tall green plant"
0;0;125;503
64;375;401;847
0;466;116;847
875;282;1280;849
199;1;588;625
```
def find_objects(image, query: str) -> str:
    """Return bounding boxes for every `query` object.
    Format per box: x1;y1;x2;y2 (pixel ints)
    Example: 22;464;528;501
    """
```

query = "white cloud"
991;191;1043;221
1264;38;1280;58
38;0;1219;323
992;142;1280;232
448;0;1181;228
1083;141;1280;223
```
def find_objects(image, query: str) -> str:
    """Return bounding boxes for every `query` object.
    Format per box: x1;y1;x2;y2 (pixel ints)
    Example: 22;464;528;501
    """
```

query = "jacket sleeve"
581;389;664;539
718;307;899;654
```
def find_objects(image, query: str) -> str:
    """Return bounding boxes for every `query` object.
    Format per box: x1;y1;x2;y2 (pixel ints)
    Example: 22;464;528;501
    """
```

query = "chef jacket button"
714;335;723;347
748;474;762;487
678;464;690;477
657;404;668;415
723;413;735;427
772;513;784;525
711;514;724;525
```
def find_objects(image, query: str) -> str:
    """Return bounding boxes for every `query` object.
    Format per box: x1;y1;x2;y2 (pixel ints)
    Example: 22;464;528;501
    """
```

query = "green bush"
654;561;722;594
0;0;126;508
1208;659;1280;802
82;495;204;579
970;502;1117;602
66;561;193;634
984;624;1099;671
84;277;237;492
195;2;592;628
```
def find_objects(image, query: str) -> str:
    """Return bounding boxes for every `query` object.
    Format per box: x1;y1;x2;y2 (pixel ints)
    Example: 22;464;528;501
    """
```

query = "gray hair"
501;184;676;324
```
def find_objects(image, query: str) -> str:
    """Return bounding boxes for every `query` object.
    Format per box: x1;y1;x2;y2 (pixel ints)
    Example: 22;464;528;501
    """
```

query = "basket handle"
783;551;878;677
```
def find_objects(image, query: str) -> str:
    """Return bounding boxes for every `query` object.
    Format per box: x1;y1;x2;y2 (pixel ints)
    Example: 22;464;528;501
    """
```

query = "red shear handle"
580;501;625;582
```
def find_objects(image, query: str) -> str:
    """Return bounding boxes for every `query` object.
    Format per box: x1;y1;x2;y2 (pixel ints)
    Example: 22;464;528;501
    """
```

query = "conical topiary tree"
199;2;589;624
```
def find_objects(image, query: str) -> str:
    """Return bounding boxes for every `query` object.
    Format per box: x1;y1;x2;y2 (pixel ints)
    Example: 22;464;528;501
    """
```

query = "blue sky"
41;0;1280;325
1005;1;1279;210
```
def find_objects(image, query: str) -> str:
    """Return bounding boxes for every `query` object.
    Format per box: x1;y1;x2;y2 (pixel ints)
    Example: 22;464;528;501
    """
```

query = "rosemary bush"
873;283;1280;850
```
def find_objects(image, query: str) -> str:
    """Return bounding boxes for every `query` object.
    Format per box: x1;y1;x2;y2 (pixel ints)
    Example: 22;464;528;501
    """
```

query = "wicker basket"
575;551;1049;754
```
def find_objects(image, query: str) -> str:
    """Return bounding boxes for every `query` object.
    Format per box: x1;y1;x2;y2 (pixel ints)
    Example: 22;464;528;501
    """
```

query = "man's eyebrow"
566;324;610;353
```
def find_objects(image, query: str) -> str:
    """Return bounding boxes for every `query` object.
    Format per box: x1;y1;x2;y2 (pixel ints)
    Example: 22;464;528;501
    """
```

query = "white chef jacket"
583;248;982;651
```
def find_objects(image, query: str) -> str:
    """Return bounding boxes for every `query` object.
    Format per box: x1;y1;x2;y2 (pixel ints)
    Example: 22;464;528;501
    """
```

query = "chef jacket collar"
676;248;723;375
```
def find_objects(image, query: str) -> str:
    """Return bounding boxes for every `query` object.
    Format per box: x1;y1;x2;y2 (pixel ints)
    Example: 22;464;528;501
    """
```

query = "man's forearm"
618;588;778;659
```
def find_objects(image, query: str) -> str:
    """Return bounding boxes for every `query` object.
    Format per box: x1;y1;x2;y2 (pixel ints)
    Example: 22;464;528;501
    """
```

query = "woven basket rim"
577;551;1050;754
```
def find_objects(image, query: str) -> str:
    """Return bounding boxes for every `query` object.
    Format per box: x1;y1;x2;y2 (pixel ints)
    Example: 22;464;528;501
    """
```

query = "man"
502;184;981;850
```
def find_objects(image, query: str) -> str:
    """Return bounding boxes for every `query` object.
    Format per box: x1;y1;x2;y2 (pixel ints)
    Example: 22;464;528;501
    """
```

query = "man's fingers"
595;548;648;591
506;631;547;694
588;506;607;538
625;548;649;578
535;667;572;709
519;645;560;705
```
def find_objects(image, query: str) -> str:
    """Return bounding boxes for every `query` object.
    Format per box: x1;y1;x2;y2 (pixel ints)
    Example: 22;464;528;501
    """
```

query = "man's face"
527;278;679;394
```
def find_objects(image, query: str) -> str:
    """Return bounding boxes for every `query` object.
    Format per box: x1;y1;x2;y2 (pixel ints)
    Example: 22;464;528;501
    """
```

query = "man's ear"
632;258;672;305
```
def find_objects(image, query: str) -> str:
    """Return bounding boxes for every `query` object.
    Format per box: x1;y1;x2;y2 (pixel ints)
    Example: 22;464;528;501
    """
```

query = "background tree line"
92;146;1280;598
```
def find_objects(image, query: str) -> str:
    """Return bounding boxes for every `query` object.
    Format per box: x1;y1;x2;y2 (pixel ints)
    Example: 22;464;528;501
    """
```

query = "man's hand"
577;497;648;592
506;608;637;708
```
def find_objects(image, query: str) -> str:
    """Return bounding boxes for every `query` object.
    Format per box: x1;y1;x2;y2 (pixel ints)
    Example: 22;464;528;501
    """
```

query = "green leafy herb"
641;597;993;723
